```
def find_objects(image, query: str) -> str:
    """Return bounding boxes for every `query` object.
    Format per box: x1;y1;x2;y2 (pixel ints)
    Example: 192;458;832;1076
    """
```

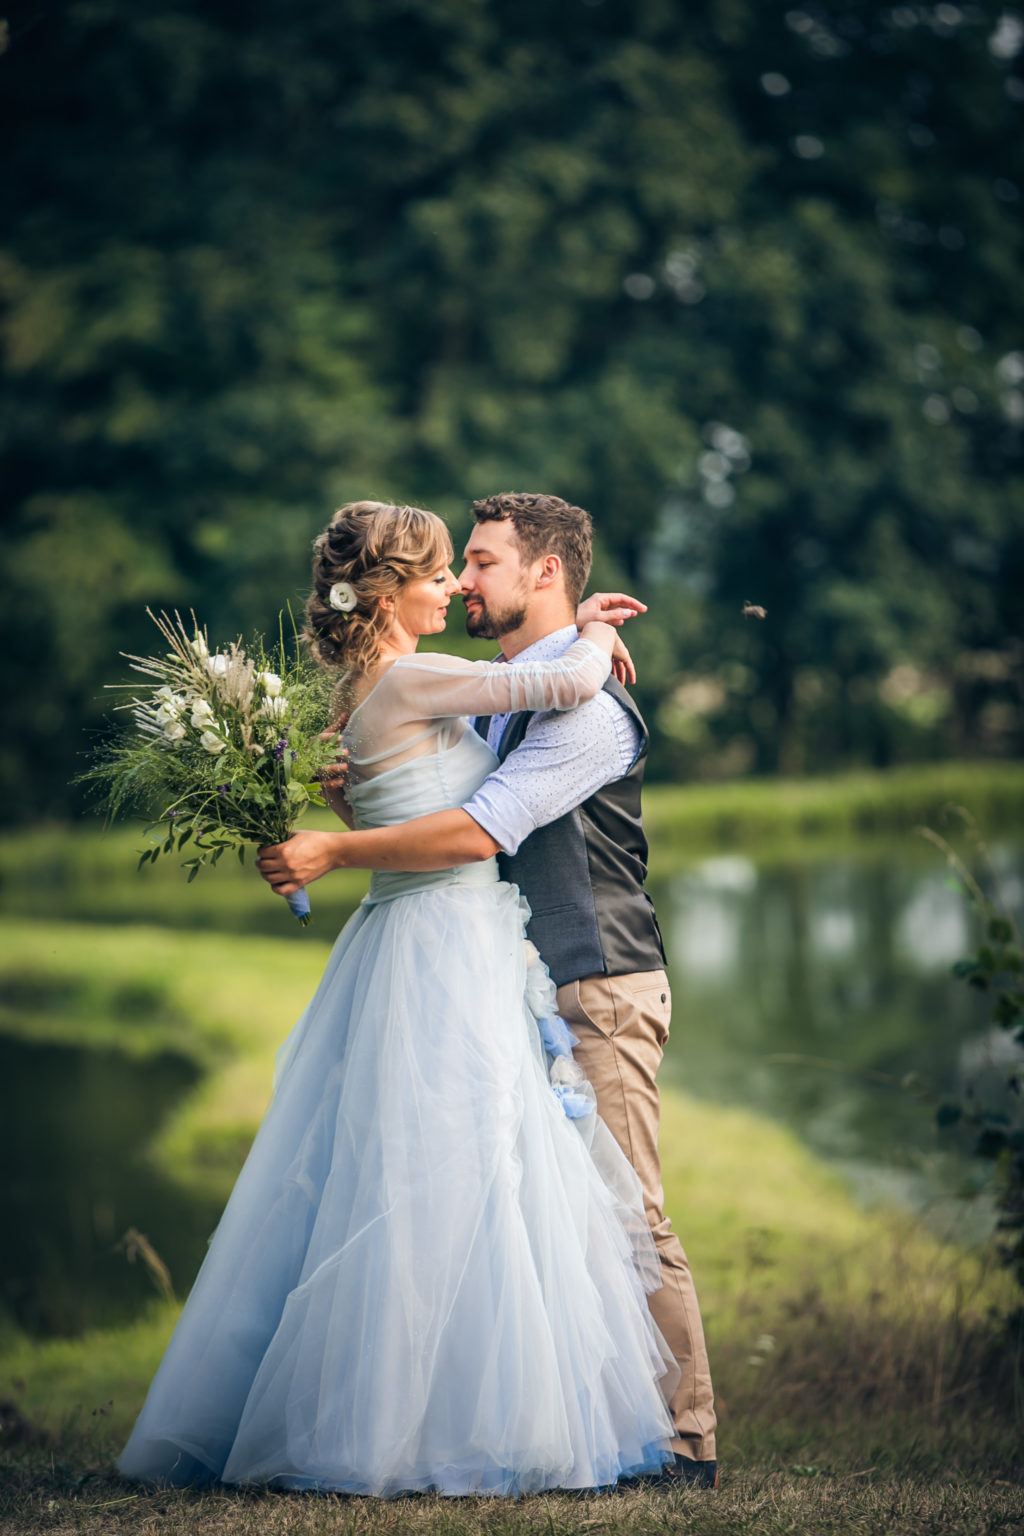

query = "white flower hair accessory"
328;581;358;614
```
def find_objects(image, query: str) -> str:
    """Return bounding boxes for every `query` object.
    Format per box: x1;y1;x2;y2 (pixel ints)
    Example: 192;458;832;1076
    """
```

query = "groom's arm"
256;693;638;897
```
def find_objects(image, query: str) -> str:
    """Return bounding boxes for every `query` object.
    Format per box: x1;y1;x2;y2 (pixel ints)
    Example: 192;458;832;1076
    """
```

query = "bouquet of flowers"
84;609;339;924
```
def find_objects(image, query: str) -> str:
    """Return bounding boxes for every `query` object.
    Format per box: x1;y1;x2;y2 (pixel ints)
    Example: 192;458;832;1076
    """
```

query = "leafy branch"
918;809;1024;1288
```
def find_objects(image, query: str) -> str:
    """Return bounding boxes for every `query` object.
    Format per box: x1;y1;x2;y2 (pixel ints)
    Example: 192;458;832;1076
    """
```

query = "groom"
257;492;718;1487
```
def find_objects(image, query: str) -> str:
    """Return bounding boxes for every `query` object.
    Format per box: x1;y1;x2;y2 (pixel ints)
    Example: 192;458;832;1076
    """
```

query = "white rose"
257;670;283;697
256;694;289;720
328;581;358;613
200;729;226;754
190;700;217;729
162;719;187;742
205;653;230;677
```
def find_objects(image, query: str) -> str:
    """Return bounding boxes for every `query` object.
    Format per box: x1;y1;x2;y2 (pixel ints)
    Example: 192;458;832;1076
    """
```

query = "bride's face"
391;565;461;637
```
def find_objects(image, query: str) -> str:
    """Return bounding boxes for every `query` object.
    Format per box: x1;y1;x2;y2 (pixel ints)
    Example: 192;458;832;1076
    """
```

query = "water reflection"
654;843;1023;1216
0;1036;223;1336
896;881;968;969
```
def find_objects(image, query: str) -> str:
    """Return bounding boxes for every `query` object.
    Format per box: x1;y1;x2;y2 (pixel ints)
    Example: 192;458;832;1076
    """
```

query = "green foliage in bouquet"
82;610;338;920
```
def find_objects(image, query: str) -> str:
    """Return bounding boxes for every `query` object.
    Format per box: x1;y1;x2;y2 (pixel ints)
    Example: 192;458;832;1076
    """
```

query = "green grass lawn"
2;763;1023;1530
2;922;1022;1530
3;1061;1021;1529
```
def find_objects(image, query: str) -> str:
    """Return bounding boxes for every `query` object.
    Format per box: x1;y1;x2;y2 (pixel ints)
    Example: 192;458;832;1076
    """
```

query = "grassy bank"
0;920;330;1195
0;822;370;935
644;759;1024;863
3;1084;1018;1444
3;760;1024;1530
3;1082;1021;1528
2;917;1022;1532
2;1085;1021;1532
4;761;1021;935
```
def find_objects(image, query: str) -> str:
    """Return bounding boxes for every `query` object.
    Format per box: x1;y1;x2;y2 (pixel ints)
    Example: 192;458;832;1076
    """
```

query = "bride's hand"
313;724;355;827
611;634;636;687
578;618;638;686
256;831;343;895
316;728;350;792
575;592;647;628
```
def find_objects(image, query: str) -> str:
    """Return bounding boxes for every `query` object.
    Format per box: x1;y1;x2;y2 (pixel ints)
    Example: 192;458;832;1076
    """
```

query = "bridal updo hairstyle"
305;500;454;676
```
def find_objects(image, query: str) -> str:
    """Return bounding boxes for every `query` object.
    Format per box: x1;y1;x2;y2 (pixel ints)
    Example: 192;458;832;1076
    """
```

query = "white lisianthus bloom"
190;633;210;660
205;653;230;677
154;685;186;712
162;720;187;742
257;670;283;697
257;694;289;720
199;729;227;754
190;700;217;729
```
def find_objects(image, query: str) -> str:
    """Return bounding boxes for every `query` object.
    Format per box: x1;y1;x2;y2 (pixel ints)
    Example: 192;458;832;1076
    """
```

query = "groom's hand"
576;591;647;628
256;831;344;896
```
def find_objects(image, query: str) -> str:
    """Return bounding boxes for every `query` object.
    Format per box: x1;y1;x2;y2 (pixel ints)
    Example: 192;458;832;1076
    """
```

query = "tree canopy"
2;0;1022;821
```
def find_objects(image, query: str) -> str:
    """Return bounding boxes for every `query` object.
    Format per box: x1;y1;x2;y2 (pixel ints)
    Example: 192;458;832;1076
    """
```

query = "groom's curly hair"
471;493;593;608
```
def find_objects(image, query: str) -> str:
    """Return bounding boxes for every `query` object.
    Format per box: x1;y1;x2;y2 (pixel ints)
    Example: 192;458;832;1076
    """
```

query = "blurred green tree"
1;0;1021;821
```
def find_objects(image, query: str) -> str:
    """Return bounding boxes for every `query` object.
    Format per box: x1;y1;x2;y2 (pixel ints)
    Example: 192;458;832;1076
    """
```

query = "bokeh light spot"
623;273;655;300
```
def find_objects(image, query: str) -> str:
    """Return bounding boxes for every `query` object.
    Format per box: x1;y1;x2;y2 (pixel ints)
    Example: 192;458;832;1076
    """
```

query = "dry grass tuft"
2;1459;1024;1536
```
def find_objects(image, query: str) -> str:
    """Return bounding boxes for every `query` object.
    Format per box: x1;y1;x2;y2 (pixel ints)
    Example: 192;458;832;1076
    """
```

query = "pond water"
653;840;1023;1229
2;840;1021;1337
0;1037;223;1336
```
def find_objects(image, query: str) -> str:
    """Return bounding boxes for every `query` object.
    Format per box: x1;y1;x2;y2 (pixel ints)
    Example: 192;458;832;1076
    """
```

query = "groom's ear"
533;554;562;590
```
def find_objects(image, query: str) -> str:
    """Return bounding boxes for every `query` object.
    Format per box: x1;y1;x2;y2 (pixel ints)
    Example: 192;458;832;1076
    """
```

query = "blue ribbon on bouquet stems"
285;886;311;925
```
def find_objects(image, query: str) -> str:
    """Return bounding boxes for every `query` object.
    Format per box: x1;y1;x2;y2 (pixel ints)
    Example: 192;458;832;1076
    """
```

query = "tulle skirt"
118;882;675;1495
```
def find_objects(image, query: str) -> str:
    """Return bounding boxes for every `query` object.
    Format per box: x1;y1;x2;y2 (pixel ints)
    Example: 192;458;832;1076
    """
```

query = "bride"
118;500;675;1496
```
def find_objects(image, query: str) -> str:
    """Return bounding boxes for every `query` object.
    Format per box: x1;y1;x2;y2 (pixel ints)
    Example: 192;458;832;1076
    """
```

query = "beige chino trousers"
555;969;717;1462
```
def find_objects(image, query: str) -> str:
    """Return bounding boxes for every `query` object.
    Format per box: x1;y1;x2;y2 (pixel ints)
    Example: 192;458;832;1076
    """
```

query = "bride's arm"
255;625;621;894
257;810;497;893
388;622;616;722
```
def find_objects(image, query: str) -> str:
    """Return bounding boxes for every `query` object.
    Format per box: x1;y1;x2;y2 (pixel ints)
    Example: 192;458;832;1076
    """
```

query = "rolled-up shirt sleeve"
464;690;641;856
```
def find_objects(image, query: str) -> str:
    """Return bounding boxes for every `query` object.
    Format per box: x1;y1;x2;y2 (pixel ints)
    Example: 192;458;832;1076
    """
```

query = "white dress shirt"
463;625;642;856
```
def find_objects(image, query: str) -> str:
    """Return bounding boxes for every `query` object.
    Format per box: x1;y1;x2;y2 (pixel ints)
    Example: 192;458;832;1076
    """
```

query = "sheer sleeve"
384;638;612;722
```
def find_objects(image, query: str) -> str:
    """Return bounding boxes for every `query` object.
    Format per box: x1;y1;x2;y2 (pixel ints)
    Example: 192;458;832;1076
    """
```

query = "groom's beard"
463;595;527;640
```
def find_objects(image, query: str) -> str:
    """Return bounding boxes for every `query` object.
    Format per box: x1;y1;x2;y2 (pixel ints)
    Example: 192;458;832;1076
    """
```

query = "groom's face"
460;521;531;639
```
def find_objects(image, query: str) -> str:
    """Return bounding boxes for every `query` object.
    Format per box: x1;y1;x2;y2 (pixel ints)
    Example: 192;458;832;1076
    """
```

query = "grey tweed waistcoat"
478;677;666;988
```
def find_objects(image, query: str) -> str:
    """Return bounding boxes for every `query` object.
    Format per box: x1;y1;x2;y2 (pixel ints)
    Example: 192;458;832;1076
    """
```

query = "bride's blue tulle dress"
118;694;676;1496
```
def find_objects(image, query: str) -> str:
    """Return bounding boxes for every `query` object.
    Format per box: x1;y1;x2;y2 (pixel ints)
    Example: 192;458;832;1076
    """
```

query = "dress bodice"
336;639;614;906
345;726;501;905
